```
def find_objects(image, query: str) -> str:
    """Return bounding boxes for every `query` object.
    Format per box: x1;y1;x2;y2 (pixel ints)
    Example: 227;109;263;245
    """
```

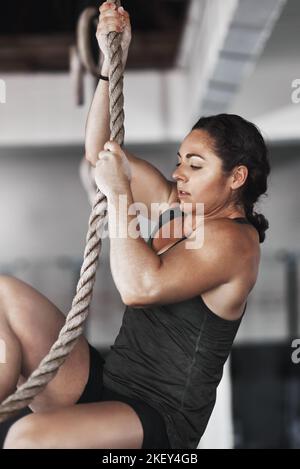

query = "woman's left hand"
95;141;132;198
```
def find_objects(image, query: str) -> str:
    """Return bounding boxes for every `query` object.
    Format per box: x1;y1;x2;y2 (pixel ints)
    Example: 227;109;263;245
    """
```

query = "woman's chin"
178;200;193;213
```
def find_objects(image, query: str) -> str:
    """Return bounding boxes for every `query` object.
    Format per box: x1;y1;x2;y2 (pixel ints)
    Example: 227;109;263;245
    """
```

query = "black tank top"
102;209;249;448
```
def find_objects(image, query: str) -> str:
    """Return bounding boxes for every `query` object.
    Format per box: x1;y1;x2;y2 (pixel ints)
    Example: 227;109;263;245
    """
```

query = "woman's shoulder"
202;217;261;271
198;217;260;297
204;216;259;242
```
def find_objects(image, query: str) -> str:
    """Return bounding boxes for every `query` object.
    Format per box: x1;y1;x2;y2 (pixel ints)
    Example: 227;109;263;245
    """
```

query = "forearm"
85;60;111;167
85;52;128;167
107;186;161;304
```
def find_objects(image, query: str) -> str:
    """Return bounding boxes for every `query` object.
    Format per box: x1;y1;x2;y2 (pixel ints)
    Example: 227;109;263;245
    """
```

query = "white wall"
0;71;190;147
255;105;300;143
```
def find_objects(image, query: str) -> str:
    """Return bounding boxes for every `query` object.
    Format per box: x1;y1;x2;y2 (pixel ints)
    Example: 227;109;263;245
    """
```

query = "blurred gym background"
0;0;299;449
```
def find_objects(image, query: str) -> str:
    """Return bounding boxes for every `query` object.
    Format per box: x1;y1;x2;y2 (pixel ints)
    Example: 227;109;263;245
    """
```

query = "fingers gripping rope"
0;0;124;423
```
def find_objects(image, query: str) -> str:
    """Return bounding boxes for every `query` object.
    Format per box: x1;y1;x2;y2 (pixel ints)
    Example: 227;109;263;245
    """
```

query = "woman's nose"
172;166;188;182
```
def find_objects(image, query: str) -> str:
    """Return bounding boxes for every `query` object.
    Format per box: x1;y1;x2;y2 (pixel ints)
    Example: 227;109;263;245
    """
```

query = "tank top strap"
148;214;250;247
148;207;184;245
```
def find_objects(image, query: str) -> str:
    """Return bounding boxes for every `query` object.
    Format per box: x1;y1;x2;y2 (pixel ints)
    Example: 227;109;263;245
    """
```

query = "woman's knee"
0;276;28;312
0;275;64;332
0;275;21;292
3;414;43;449
0;275;16;300
0;276;19;321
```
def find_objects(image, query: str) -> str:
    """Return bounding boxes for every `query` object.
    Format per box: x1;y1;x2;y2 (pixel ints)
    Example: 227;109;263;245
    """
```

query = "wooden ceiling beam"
0;31;181;72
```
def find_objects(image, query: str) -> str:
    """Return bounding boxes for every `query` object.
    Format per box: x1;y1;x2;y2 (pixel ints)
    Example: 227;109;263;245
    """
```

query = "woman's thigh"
4;401;144;449
0;275;90;411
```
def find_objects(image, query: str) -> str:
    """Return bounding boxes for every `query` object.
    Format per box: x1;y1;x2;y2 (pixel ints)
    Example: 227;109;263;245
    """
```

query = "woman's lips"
178;190;190;198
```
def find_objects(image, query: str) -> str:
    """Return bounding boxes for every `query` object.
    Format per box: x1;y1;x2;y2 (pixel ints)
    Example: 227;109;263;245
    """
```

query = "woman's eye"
175;163;202;170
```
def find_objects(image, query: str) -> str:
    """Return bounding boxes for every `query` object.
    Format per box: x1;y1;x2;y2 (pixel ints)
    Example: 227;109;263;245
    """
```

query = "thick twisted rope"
0;0;124;423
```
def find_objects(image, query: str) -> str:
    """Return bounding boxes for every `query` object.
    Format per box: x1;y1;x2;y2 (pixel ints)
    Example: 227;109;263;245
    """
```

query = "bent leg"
4;401;144;449
0;275;90;412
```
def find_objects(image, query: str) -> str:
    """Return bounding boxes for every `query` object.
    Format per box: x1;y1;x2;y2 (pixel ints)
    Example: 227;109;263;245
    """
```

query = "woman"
1;2;270;449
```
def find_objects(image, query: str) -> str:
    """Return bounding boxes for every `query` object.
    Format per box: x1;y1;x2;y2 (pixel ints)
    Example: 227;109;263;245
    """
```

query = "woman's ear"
230;165;248;190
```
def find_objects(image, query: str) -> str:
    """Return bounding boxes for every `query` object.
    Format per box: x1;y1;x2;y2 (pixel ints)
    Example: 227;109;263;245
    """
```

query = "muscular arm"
107;185;162;304
107;186;242;307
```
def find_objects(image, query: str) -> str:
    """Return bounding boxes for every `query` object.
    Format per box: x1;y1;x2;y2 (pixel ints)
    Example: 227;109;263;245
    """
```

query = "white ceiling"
230;0;300;141
200;0;287;115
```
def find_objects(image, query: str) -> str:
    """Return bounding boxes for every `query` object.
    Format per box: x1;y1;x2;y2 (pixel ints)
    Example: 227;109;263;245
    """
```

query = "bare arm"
81;2;129;203
85;1;130;164
85;59;111;165
83;1;177;220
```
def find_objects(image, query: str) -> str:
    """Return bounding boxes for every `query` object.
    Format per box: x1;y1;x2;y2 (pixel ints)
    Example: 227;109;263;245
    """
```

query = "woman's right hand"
97;1;132;66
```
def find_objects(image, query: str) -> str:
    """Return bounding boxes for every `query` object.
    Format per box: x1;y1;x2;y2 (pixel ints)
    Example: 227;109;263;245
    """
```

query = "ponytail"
244;203;269;243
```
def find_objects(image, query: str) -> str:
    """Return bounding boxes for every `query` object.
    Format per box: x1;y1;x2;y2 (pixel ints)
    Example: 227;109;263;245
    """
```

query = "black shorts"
76;343;171;449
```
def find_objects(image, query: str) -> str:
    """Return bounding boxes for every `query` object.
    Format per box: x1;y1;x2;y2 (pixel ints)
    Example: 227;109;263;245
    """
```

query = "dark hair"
192;113;270;243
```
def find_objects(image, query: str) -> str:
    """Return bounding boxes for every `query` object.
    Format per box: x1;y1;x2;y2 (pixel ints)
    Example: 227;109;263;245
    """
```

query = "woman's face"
172;129;235;217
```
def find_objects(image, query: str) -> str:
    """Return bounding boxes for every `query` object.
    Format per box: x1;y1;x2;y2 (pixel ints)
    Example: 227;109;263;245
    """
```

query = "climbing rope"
0;0;124;423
